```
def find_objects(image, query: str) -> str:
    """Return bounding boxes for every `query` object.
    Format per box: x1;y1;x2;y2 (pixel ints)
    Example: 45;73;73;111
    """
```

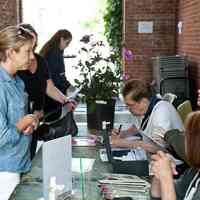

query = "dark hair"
19;23;38;37
0;26;33;62
185;111;200;168
122;79;152;102
39;29;72;57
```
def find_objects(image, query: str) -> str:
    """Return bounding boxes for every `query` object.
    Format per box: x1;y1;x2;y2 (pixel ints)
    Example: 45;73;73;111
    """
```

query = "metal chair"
177;100;192;124
162;93;177;104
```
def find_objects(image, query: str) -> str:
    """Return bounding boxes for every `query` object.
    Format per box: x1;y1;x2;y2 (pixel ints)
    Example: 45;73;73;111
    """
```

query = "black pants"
30;132;38;160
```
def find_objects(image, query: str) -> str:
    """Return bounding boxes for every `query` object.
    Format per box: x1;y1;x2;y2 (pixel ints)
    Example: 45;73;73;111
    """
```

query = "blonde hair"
0;26;34;62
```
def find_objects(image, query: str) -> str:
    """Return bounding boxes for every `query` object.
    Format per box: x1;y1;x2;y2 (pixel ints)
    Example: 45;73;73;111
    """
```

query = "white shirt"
143;101;184;146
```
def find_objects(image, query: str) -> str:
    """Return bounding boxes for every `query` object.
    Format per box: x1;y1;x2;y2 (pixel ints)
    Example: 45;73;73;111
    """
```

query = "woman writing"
111;79;184;153
0;26;38;200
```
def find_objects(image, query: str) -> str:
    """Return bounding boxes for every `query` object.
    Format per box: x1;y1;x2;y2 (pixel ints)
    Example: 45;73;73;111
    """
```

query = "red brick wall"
176;0;200;104
123;0;177;82
0;0;19;29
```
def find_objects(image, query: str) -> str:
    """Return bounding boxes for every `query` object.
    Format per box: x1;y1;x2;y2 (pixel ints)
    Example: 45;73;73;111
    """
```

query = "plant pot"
86;99;116;131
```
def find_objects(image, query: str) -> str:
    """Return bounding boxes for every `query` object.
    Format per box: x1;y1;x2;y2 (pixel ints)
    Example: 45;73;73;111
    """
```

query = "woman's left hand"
64;99;77;111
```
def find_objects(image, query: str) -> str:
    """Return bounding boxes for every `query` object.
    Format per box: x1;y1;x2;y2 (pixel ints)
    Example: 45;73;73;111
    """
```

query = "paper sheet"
72;158;95;173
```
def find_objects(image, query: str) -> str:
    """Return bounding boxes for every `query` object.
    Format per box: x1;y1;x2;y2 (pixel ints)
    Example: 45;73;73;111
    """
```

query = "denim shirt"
0;66;32;173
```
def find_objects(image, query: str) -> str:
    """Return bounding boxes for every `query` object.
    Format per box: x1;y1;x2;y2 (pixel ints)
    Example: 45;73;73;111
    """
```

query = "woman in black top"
18;54;49;115
18;24;75;159
40;29;72;121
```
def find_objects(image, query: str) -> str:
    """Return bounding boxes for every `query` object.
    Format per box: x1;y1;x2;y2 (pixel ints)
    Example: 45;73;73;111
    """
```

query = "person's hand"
23;125;35;135
111;128;120;137
16;114;39;135
64;99;77;111
33;110;44;120
150;151;178;180
66;102;76;111
67;98;77;105
111;127;132;138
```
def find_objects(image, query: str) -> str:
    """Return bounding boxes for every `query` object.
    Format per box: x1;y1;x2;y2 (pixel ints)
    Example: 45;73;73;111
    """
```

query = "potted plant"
74;34;122;130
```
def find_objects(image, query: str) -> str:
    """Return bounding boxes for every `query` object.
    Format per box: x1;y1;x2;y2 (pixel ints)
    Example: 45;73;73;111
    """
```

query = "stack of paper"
98;174;150;200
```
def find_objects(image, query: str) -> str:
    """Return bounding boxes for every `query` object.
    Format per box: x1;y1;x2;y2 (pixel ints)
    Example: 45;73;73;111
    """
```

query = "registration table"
10;142;150;200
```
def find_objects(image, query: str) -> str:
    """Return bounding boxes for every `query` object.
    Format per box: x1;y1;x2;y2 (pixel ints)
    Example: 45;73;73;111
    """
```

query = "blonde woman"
0;26;38;200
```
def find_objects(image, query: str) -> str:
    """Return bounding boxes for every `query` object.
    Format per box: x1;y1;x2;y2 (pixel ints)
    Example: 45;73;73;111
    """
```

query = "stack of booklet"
98;173;150;200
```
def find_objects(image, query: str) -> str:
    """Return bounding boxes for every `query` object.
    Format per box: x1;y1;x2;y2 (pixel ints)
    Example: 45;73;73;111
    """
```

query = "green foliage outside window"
104;0;122;69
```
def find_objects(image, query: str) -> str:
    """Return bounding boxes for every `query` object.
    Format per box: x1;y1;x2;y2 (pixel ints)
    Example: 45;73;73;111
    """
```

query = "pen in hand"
117;124;122;135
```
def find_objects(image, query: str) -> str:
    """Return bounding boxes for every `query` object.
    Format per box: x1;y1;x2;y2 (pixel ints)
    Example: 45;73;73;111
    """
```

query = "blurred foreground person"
151;111;200;200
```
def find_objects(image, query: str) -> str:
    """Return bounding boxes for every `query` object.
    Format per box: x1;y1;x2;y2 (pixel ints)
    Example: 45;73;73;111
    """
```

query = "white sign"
138;21;153;33
43;136;72;200
178;21;183;34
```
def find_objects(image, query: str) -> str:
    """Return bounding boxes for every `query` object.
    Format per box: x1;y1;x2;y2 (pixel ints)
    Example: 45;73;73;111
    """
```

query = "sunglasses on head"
17;27;32;39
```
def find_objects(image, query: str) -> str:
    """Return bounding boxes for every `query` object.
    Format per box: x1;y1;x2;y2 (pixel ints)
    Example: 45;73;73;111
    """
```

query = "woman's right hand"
16;114;39;135
111;125;138;139
151;151;177;200
111;128;120;137
151;151;177;180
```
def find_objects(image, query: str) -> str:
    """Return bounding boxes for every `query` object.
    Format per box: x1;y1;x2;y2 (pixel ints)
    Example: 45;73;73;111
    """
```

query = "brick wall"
176;0;200;107
0;0;19;29
123;0;177;82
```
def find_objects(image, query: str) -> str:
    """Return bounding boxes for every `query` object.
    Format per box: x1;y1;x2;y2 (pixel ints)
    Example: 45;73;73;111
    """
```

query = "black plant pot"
86;99;116;131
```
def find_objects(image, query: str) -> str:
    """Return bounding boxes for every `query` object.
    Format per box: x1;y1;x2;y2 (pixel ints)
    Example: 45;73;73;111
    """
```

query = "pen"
118;124;122;135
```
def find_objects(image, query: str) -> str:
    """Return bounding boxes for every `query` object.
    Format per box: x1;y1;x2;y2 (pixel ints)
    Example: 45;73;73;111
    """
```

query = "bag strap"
42;101;74;122
140;96;161;130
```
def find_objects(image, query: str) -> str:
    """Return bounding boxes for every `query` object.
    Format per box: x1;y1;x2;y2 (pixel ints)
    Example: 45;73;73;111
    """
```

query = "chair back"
177;100;192;124
162;93;177;104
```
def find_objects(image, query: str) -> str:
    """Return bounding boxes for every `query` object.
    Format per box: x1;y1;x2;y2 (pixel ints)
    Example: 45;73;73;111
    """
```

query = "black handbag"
37;111;78;141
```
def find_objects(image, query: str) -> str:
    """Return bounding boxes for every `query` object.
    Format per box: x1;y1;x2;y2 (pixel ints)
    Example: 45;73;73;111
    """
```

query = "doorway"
22;0;107;84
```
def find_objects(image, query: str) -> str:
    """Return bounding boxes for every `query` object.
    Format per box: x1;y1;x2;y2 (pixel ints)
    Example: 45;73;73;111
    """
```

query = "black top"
44;48;70;93
18;53;50;112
